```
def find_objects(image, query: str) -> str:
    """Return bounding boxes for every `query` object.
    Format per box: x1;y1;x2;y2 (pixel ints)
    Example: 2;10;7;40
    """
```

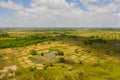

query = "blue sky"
0;0;120;28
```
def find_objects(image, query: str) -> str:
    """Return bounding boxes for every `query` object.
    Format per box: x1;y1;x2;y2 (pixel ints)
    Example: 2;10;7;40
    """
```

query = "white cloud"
80;0;99;3
81;0;119;14
87;3;118;14
17;0;82;19
0;0;120;28
113;13;120;16
112;0;120;3
0;0;23;10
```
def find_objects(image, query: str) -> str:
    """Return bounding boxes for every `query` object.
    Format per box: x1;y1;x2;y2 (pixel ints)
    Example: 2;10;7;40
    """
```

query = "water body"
31;51;58;64
43;51;58;58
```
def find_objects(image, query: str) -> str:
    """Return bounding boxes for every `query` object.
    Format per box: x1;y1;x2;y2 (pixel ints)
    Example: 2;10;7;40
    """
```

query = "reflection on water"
43;51;58;58
31;51;58;64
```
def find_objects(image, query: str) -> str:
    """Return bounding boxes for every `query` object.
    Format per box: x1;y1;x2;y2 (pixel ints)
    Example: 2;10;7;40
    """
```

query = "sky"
0;0;120;28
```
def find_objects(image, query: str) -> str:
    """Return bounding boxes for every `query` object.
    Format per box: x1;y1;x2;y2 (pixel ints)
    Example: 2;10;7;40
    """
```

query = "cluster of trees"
0;34;54;48
0;32;9;37
84;38;106;45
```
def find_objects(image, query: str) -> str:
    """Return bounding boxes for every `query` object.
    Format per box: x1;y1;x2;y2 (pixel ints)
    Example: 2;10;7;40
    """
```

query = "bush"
0;55;2;58
84;40;93;45
90;36;95;38
59;57;65;62
43;65;48;70
79;61;83;65
0;55;2;60
43;62;53;70
75;48;79;53
41;53;44;56
30;50;38;56
61;64;65;68
58;50;64;56
28;67;36;71
48;42;51;44
77;70;84;76
49;49;64;56
91;63;102;67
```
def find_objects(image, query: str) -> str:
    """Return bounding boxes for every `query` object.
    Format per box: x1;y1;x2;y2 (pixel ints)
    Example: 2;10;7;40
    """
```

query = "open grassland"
0;28;120;80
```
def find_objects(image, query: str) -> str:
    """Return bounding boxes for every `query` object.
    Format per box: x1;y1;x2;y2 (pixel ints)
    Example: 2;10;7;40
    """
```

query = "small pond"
43;51;58;58
30;51;58;64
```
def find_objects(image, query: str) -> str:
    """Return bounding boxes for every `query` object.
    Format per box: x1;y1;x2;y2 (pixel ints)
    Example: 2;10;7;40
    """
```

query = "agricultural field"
0;28;120;80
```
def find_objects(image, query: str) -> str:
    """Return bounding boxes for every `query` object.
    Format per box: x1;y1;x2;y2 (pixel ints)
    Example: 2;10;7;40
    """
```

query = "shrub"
43;62;54;70
43;65;48;70
43;62;53;70
41;53;44;56
84;40;93;45
58;50;64;56
61;64;65;68
49;63;53;67
28;67;36;71
91;63;102;67
49;49;64;56
0;55;2;58
30;50;38;56
90;36;95;38
0;55;2;60
79;61;83;65
77;70;84;76
48;42;51;44
59;57;65;62
75;48;79;53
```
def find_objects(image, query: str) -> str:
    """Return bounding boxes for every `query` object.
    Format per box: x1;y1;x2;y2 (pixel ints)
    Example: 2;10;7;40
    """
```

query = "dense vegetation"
0;34;54;48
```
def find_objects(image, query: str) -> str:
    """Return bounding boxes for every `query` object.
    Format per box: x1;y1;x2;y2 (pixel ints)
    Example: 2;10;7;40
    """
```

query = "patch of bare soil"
0;65;17;79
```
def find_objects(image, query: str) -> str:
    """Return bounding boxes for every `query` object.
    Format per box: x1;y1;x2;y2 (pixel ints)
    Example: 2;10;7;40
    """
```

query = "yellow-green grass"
0;28;120;80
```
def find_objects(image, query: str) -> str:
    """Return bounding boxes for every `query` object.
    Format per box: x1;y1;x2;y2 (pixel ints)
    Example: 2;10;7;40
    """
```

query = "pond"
30;51;58;64
43;51;58;58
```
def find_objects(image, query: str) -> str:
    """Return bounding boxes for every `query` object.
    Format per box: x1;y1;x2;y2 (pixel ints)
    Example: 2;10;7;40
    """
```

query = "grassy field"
0;28;120;80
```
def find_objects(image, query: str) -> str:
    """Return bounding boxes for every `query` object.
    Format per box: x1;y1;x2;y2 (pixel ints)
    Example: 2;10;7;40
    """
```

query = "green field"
0;28;120;80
